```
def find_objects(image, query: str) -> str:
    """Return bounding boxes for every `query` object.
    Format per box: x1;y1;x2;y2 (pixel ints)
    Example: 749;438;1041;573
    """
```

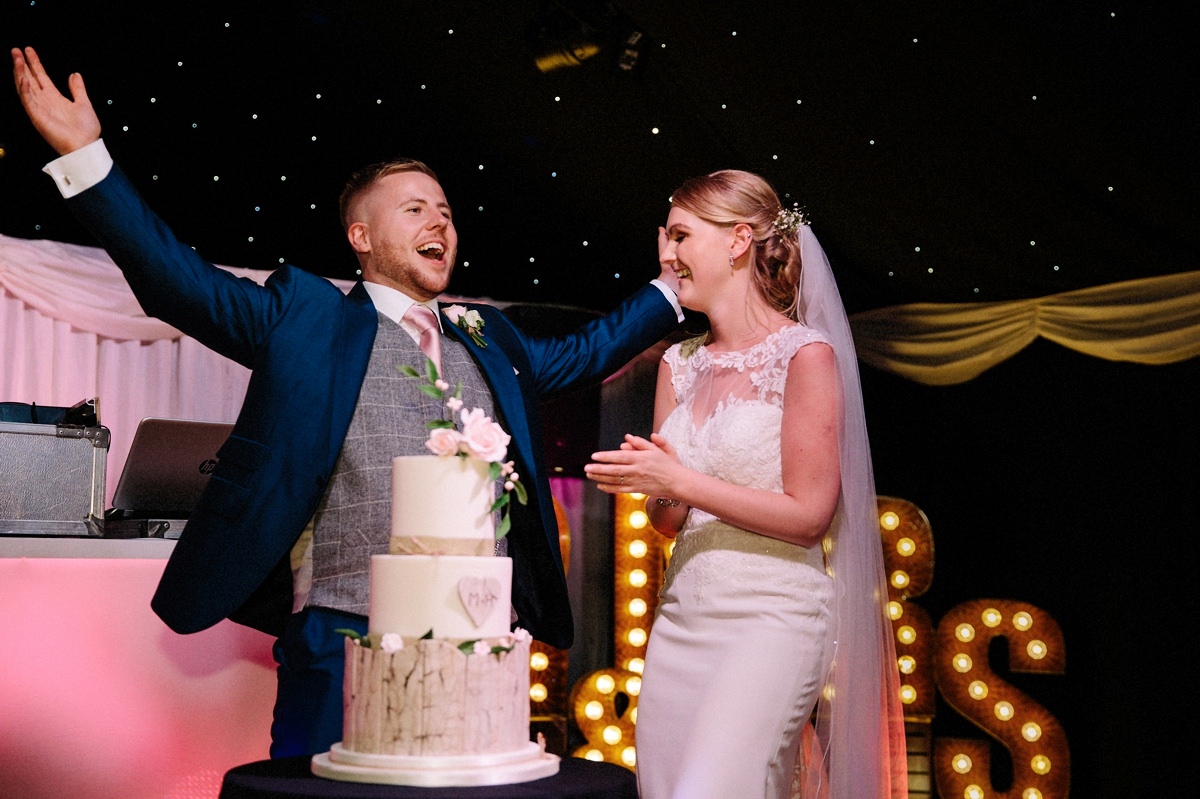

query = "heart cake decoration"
458;576;502;628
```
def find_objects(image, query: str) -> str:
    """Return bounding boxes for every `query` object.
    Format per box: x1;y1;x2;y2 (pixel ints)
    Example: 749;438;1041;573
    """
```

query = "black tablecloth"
219;755;638;799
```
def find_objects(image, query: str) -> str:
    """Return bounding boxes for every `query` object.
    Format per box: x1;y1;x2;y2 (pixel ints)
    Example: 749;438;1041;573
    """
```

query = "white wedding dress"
635;324;836;799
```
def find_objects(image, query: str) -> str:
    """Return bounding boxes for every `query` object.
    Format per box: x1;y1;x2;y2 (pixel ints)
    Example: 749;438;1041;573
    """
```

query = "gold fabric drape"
850;271;1200;385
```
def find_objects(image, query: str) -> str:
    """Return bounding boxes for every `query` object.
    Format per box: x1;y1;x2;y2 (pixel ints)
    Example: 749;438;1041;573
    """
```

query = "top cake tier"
390;455;495;554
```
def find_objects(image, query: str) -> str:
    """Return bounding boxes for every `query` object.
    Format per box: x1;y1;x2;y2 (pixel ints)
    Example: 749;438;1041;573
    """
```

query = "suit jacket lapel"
329;282;380;463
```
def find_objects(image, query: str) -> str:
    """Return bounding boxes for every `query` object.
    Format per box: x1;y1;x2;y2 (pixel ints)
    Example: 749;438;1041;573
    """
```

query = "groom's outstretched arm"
12;46;102;155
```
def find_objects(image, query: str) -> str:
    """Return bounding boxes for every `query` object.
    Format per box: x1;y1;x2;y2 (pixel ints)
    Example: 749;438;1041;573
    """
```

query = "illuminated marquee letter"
878;496;936;720
934;599;1069;799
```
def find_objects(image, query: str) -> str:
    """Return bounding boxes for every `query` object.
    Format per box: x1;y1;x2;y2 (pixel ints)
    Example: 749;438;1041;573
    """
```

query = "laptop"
105;417;233;538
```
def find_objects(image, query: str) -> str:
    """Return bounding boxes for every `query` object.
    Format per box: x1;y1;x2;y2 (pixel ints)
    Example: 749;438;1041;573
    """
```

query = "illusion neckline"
697;323;803;357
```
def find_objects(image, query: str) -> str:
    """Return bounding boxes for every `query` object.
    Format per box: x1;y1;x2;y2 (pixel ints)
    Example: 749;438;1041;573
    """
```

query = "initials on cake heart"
459;576;503;628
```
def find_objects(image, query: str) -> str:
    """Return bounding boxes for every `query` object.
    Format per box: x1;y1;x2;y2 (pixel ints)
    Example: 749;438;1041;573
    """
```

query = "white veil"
796;225;908;798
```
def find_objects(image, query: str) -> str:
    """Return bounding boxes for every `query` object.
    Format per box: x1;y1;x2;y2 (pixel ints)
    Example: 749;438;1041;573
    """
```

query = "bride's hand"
585;433;682;497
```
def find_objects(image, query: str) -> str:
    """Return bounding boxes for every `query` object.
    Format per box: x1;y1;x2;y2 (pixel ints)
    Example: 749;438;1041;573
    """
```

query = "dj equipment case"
0;400;108;536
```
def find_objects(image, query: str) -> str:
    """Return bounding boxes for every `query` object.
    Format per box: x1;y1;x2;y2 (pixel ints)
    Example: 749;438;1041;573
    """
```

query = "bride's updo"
669;169;804;319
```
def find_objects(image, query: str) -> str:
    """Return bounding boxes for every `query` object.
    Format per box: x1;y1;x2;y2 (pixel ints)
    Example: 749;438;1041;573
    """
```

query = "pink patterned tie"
404;304;442;376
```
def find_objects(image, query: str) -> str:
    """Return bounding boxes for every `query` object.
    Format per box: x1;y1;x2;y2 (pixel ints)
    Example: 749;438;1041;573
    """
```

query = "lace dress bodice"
658;324;831;590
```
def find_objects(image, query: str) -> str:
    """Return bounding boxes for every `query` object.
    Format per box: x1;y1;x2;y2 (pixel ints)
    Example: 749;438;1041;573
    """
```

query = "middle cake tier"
369;554;513;639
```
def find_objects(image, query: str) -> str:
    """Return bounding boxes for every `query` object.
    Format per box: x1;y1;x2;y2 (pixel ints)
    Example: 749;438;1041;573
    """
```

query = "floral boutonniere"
397;358;528;538
444;304;487;347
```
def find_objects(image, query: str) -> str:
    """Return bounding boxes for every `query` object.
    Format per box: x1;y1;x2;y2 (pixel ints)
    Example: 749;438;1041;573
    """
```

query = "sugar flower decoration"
456;628;531;657
398;358;528;539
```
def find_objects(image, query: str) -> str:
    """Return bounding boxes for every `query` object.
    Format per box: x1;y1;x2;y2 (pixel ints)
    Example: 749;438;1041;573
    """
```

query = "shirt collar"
362;281;443;332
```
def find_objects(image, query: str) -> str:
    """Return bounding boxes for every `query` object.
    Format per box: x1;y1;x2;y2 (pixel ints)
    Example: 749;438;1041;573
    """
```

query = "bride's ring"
619;475;625;486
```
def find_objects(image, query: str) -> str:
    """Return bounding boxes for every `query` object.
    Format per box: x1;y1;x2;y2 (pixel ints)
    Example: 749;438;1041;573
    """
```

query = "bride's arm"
589;343;841;549
642;361;688;537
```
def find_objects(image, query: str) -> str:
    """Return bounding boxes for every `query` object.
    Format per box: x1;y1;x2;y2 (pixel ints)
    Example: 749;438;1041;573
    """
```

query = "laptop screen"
110;418;233;519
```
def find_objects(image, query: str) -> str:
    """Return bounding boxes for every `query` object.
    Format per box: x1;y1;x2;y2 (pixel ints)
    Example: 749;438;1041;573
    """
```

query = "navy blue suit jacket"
66;165;677;648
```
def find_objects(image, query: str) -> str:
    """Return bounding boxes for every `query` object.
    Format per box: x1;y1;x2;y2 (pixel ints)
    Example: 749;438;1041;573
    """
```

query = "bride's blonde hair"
669;170;804;320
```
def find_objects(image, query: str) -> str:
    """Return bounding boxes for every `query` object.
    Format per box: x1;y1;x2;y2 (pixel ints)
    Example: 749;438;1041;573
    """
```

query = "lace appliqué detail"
667;326;828;413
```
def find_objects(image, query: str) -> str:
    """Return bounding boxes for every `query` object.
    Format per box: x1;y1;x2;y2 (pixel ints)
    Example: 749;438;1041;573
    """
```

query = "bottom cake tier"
315;633;559;786
311;740;560;787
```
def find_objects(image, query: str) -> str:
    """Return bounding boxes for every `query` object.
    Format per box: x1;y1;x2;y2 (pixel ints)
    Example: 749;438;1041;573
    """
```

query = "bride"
586;170;906;799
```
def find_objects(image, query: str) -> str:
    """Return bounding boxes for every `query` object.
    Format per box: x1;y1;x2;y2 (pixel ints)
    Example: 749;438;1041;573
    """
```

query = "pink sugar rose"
459;407;510;462
426;426;465;457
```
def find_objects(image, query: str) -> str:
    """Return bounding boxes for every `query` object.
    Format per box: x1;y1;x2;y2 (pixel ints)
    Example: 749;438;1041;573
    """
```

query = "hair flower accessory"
443;304;487;347
398;358;528;539
772;204;809;236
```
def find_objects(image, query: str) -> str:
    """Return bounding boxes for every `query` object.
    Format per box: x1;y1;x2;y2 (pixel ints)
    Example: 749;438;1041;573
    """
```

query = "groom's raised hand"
12;46;101;155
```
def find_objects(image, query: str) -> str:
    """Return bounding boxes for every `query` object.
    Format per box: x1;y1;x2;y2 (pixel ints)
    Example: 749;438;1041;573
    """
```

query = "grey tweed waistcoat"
304;313;497;616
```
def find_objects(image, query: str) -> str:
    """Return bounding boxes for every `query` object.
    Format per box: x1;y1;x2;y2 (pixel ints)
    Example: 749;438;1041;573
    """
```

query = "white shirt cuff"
650;278;685;322
42;139;113;199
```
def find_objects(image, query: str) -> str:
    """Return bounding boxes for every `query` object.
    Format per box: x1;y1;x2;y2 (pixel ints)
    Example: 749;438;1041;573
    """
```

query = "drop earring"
729;252;735;275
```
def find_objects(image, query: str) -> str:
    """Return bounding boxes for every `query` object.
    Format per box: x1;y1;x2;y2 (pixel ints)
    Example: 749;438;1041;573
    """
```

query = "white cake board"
311;741;561;787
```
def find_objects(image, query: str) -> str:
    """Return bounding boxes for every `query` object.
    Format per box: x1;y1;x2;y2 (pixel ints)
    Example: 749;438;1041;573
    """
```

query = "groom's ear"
347;221;371;254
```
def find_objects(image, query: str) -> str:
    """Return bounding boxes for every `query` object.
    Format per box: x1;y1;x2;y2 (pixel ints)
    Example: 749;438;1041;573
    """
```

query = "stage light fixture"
528;2;648;75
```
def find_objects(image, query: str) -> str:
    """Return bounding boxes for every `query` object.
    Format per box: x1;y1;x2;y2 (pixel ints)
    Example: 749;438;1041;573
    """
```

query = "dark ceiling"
2;2;1195;316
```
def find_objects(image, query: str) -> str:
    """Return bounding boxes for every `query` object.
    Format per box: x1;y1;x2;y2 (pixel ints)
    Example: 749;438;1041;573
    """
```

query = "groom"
12;46;681;756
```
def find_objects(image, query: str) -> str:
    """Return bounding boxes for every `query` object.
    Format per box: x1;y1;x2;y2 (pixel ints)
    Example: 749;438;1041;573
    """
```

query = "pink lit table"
0;538;277;799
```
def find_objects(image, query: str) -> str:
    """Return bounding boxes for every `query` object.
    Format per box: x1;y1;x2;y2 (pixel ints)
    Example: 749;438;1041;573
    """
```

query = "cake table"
219;755;637;799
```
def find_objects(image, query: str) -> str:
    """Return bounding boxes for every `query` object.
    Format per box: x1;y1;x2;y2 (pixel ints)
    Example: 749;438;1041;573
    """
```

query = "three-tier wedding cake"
311;407;560;786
